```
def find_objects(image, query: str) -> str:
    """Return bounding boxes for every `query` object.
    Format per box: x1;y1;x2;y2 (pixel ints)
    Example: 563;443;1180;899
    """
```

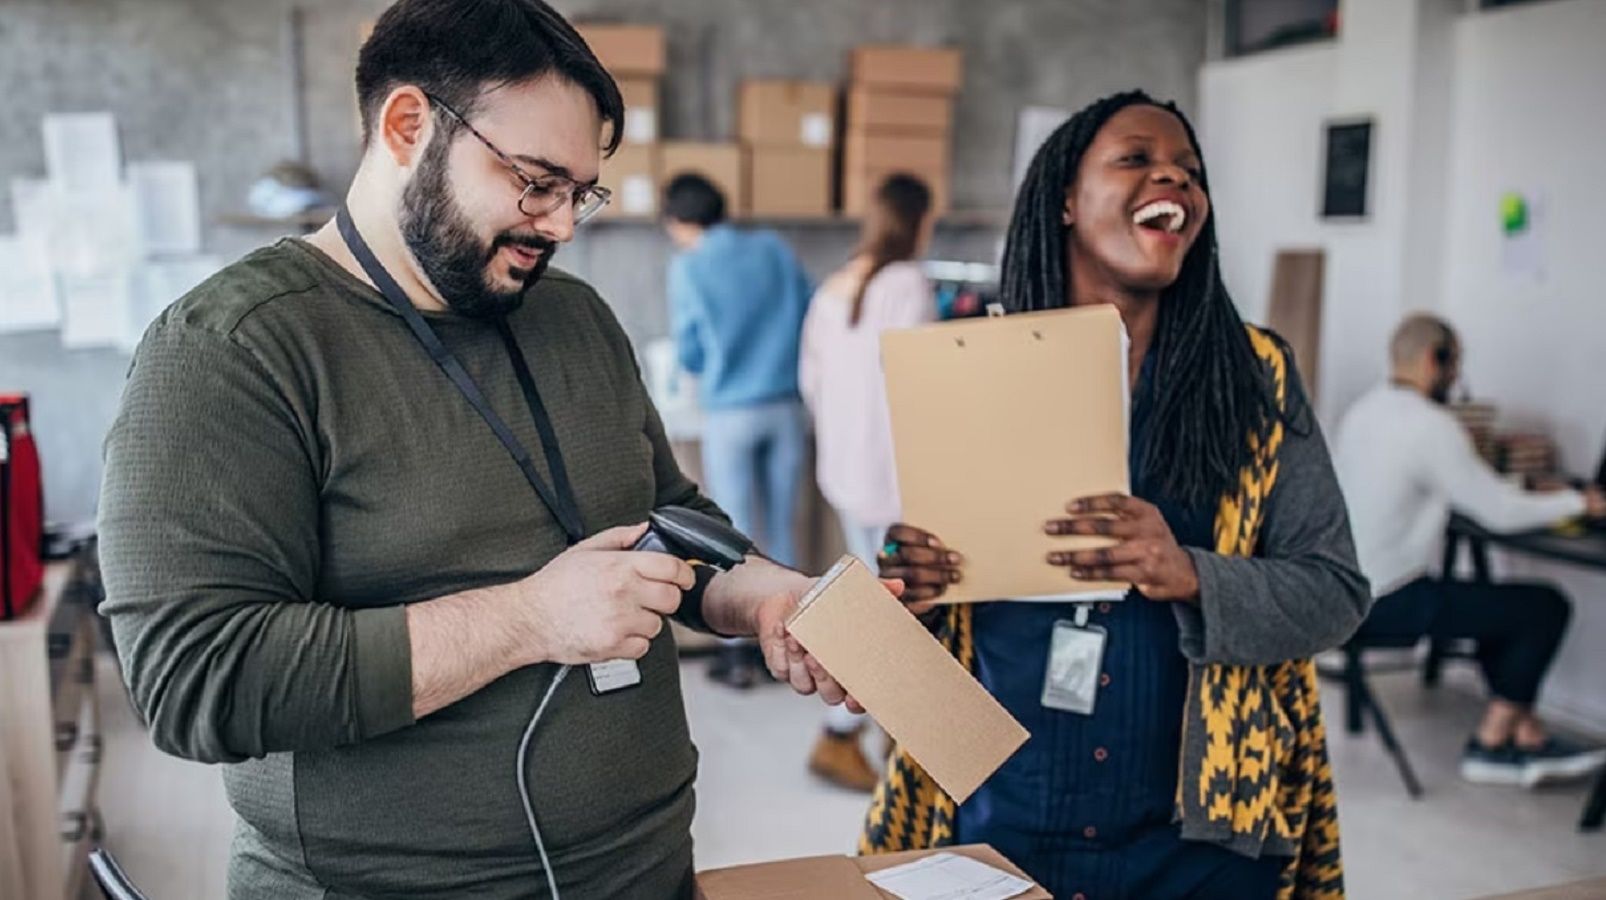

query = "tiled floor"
90;655;1605;899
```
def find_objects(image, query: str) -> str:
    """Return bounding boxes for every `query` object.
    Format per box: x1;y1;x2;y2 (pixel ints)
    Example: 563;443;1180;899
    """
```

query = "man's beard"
400;135;556;319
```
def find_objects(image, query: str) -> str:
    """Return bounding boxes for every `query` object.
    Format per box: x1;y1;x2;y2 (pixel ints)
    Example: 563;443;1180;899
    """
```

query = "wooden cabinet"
0;561;102;899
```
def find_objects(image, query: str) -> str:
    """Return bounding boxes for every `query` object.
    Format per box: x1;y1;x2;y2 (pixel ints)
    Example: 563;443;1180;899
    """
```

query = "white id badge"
1041;619;1107;715
587;659;642;695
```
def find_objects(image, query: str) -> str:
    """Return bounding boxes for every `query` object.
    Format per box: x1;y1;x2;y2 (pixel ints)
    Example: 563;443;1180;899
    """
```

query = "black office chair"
1337;636;1424;798
89;847;150;900
1421;634;1480;687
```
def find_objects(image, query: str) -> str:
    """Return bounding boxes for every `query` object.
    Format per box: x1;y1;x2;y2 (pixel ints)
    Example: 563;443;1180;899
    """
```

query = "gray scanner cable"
518;664;572;900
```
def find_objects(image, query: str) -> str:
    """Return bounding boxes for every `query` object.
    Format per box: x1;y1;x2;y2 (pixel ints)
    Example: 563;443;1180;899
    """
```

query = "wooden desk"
1441;514;1606;832
0;560;102;899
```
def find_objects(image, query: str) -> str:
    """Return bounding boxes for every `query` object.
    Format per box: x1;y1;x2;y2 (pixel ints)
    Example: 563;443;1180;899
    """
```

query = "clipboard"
881;304;1130;603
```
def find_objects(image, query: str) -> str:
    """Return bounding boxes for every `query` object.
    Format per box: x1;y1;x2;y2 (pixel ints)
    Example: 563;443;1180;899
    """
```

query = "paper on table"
42;112;123;193
128;161;202;255
0;236;60;332
864;853;1035;900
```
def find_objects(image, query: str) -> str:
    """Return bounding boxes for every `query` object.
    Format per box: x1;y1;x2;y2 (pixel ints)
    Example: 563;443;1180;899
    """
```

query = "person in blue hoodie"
664;173;812;688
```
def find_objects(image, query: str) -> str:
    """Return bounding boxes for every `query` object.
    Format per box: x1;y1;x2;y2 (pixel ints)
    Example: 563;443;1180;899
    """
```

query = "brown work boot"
808;730;879;792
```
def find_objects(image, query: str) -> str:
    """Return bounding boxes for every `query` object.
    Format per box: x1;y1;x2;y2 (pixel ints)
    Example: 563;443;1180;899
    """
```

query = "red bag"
1;394;44;620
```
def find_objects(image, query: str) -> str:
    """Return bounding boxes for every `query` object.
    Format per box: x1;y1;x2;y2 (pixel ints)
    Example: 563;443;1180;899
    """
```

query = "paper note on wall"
129;161;202;255
11;178;55;242
122;256;221;350
61;270;134;350
42;113;123;193
0;236;60;333
51;187;141;277
1500;190;1544;282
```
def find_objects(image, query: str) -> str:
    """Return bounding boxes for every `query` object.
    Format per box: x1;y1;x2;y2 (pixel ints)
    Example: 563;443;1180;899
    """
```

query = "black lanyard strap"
335;206;587;544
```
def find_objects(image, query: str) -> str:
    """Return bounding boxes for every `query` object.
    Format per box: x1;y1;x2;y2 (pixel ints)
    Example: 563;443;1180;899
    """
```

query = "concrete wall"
1202;0;1606;729
0;0;1206;525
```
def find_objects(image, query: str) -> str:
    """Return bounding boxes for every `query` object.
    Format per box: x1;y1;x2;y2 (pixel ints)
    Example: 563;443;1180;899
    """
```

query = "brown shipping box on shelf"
850;45;963;94
843;162;949;216
739;80;837;149
847;85;954;134
845;131;950;172
598;144;658;219
575;23;665;77
660;142;748;216
748;146;832;217
614;76;660;145
842;130;951;215
695;844;1050;899
786;557;1028;803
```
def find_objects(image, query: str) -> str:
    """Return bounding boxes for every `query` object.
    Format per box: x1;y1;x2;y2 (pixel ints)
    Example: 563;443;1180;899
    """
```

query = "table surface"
1447;514;1606;571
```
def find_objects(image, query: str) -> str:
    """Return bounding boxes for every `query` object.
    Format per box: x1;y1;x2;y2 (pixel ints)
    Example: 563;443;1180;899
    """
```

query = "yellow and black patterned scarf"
859;328;1344;900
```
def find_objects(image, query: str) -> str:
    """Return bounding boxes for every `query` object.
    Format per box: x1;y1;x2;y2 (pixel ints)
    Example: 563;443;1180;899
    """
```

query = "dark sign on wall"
1320;118;1372;219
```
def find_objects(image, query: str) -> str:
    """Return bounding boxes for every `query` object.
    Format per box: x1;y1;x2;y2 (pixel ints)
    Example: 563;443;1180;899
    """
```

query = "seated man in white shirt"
1334;314;1606;786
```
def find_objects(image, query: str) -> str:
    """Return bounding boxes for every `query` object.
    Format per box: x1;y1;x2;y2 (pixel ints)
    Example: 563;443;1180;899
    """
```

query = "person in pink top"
797;173;937;790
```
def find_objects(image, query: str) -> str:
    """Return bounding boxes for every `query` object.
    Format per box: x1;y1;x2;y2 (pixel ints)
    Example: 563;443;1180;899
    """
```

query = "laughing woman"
861;91;1371;900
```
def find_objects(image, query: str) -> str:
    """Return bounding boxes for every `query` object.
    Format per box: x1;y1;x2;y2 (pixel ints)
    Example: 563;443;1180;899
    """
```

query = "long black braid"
1000;90;1282;510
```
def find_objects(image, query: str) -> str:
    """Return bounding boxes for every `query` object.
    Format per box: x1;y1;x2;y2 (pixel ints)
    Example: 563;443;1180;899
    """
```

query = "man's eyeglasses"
425;93;611;225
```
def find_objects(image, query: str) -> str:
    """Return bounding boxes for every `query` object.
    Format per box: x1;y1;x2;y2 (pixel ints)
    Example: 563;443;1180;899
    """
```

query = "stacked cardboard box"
1451;402;1499;466
660;142;748;217
1497;432;1556;479
842;45;962;216
739;80;836;217
578;24;665;218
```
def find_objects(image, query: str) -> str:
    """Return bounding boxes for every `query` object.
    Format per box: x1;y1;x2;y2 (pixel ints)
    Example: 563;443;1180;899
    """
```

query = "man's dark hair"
1001;89;1283;509
663;174;727;227
356;0;624;154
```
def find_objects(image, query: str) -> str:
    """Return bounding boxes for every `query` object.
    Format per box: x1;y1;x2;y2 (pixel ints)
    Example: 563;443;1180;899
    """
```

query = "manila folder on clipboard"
882;304;1130;603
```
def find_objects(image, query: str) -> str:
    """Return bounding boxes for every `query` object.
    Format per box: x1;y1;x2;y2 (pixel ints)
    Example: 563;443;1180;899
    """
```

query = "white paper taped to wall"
0;236;60;333
128;161;202;256
11;178;55;243
60;269;134;350
11;179;140;278
42;113;123;193
122;256;222;351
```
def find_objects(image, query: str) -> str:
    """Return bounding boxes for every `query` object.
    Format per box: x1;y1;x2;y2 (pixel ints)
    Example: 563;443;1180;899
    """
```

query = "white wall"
1201;0;1606;730
1199;0;1461;421
1439;0;1606;728
1198;44;1336;326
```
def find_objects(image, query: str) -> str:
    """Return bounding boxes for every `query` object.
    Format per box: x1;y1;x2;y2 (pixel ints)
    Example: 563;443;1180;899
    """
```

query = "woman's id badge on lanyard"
1041;604;1107;715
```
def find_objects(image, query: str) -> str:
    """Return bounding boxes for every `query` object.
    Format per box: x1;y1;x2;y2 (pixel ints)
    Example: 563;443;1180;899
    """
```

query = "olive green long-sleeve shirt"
99;239;724;899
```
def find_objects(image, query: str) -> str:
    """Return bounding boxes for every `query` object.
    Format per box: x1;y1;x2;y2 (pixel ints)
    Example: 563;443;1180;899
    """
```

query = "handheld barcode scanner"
631;505;753;568
584;507;754;695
